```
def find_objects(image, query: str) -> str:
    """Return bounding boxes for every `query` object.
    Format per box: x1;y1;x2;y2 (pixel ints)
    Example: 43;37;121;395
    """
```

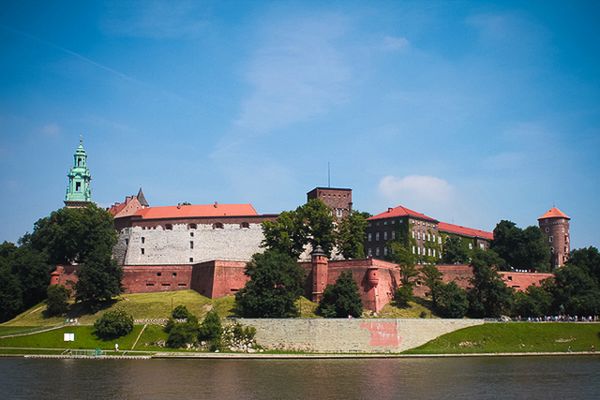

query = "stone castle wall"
237;318;483;353
117;222;266;265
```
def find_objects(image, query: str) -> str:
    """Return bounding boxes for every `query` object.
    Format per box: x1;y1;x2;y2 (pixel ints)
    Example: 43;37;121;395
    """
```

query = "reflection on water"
1;356;599;400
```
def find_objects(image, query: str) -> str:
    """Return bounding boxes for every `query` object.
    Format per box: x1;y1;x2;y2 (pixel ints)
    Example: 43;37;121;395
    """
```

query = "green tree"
491;220;551;272
467;249;514;318
29;204;117;264
441;236;470;264
551;264;600;316
198;310;223;350
172;305;192;320
261;211;307;259
166;321;199;348
236;250;305;318
434;282;469;318
300;199;336;255
317;271;363;318
10;244;52;308
335;211;368;259
46;285;70;316
75;253;123;308
420;264;442;306
93;309;134;340
567;246;600;282
513;284;553;318
0;266;23;322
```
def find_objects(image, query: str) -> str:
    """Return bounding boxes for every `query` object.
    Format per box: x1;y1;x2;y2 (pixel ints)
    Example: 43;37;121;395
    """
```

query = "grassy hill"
1;290;236;327
404;322;600;354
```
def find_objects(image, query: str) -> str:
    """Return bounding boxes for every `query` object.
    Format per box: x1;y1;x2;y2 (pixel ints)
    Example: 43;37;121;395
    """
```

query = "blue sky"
0;1;599;248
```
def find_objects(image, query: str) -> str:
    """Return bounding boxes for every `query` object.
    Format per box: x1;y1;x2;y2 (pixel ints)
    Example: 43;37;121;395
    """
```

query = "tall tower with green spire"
64;137;92;207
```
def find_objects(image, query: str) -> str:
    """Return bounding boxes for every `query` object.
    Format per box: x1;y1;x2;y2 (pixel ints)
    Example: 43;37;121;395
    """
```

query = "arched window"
213;222;224;229
240;222;250;229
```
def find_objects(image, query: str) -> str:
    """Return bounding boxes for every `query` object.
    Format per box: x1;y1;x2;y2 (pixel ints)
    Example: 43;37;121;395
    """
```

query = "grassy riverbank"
405;323;600;354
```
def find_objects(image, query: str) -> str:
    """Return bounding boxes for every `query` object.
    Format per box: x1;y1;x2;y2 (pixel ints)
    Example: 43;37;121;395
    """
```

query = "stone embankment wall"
237;318;483;353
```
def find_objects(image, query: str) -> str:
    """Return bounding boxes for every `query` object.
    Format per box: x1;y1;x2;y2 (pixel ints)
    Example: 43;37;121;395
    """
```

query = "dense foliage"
75;253;123;308
262;199;368;259
236;250;305;318
433;282;469;318
467;249;514;318
0;240;52;322
93;309;134;340
317;271;363;317
198;310;223;350
441;236;471;264
491;220;551;272
45;284;70;316
172;305;192;320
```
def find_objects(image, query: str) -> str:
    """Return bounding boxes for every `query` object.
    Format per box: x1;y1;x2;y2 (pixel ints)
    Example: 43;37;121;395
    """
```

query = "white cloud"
381;35;410;51
41;123;61;138
377;175;460;219
235;14;352;133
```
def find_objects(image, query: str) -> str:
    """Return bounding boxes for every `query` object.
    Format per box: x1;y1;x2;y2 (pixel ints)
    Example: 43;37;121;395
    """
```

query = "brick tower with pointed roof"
538;206;570;268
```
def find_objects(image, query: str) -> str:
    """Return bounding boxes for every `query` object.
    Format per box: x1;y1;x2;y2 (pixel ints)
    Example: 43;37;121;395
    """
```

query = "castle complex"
51;140;563;311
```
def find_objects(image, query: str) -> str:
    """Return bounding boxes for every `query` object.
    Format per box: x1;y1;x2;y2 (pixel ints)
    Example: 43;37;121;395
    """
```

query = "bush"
172;305;191;320
317;271;362;318
395;285;413;307
166;322;199;348
434;282;469;318
198;310;222;342
93;309;134;340
46;285;70;316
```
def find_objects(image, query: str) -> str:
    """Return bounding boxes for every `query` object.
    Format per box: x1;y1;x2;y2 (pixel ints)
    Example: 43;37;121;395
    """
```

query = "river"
1;356;599;399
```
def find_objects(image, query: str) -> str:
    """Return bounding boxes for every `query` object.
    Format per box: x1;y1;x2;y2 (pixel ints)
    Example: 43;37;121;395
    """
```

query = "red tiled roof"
133;203;258;219
538;207;570;220
108;202;127;216
368;205;437;222
438;222;494;241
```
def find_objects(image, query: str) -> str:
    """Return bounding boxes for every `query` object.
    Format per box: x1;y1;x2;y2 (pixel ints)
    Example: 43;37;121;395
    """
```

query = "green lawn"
1;290;236;327
405;322;600;354
0;326;49;336
0;325;143;351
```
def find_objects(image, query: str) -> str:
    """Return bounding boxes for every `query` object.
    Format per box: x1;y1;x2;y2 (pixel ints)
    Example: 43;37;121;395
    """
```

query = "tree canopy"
441;236;470;264
491;220;551;272
335;211;368;259
317;271;363;318
235;250;305;318
467;249;514;318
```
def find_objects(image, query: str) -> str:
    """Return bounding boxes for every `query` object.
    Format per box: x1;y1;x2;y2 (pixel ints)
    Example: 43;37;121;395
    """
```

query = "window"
178;283;187;287
141;248;145;255
412;231;415;239
240;222;250;229
391;220;395;224
375;247;380;256
480;243;485;249
75;182;81;191
549;236;553;243
213;222;224;229
368;248;372;257
550;247;554;253
172;272;177;277
375;232;380;241
427;248;431;256
368;233;372;242
391;231;396;240
190;241;194;249
468;243;473;250
433;249;436;257
156;272;161;276
427;234;430;241
141;237;145;244
189;257;194;262
438;237;442;244
188;223;197;229
383;221;388;225
125;239;129;245
190;232;194;237
412;246;416;254
336;209;343;218
146;283;155;287
165;224;173;230
383;232;388;240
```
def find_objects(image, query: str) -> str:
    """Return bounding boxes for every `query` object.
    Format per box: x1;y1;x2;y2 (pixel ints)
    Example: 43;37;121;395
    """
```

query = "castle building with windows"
50;140;560;312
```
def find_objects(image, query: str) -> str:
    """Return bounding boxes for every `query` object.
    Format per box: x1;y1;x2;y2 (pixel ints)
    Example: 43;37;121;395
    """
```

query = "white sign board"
64;333;75;342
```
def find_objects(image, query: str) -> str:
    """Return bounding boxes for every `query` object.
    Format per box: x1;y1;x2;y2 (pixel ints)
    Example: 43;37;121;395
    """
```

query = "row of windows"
141;222;251;230
411;231;442;244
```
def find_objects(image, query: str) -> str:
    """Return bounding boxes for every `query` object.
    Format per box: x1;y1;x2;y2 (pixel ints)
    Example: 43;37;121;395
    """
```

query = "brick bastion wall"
236;318;483;353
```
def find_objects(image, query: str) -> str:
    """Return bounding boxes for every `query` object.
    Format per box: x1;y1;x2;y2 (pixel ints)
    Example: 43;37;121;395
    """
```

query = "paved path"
0;324;67;339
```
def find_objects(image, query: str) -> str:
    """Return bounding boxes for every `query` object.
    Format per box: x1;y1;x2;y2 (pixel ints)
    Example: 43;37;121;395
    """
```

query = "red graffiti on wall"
359;322;400;347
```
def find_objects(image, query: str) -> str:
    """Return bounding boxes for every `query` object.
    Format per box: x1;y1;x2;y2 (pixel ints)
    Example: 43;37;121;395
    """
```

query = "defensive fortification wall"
118;222;265;265
237;318;483;353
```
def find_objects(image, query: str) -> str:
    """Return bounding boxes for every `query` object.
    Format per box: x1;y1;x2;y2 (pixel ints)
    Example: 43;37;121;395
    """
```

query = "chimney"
214;201;218;208
388;207;393;212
